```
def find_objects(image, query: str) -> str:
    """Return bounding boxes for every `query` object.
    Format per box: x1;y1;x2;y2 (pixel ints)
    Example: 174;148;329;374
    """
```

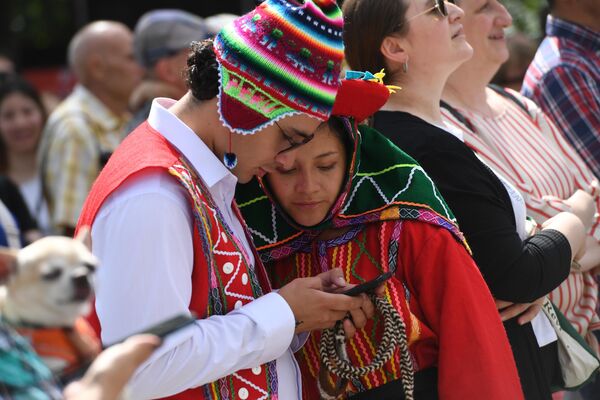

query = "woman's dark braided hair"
186;39;220;101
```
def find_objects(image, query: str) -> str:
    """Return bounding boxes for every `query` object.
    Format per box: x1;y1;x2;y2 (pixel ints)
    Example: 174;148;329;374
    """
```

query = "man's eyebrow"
289;122;326;138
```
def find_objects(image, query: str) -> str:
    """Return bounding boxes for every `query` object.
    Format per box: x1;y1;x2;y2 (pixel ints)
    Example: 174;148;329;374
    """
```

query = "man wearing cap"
77;1;371;399
125;9;208;134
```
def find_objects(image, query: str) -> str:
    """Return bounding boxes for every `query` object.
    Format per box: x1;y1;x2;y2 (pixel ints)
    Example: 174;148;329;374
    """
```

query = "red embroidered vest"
77;123;278;399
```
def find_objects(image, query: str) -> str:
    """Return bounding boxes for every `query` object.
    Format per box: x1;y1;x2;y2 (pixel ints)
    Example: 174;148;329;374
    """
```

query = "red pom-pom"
332;79;390;122
313;0;337;8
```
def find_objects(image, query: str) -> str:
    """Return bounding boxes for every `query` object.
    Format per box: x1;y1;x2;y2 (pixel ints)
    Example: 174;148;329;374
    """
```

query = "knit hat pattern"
214;0;344;135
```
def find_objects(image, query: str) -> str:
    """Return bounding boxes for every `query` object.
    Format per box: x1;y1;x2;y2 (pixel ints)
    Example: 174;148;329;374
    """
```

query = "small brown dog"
0;229;101;374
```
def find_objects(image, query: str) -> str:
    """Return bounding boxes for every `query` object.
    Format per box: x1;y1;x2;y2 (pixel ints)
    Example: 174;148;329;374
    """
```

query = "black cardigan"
373;111;571;303
374;111;568;399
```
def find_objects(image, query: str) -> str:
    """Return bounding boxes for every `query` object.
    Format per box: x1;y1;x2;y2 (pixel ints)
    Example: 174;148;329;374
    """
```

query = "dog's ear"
0;248;18;283
75;226;92;250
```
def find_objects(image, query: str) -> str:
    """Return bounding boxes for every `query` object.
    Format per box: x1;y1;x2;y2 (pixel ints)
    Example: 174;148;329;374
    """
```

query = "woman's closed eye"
477;1;491;12
317;163;337;171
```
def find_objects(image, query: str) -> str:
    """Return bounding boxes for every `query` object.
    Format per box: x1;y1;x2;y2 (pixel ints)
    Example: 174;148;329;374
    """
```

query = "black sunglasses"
396;0;455;30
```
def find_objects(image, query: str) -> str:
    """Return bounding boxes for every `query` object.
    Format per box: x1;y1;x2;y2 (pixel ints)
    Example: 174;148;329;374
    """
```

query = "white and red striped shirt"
441;88;600;347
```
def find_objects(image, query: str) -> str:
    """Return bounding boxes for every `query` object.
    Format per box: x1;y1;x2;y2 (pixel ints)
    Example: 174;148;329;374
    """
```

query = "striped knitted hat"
214;0;344;135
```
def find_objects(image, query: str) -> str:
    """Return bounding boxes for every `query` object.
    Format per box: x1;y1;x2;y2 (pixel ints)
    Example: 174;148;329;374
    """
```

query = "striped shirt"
38;85;128;232
522;16;600;178
441;88;600;343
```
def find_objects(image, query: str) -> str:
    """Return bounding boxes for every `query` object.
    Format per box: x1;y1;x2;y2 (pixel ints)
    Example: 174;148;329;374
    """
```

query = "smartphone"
57;313;198;384
107;313;197;347
342;271;393;296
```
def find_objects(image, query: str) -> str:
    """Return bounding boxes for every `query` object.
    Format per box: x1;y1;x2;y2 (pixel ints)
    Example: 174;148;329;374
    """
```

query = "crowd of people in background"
0;0;599;399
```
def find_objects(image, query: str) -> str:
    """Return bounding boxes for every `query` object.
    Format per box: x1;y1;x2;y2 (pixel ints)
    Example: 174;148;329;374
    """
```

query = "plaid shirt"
38;85;128;232
522;16;600;178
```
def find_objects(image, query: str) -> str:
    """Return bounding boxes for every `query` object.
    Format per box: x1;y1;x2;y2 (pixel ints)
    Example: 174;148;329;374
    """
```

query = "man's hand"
278;268;369;336
495;297;545;325
64;335;161;400
319;268;386;338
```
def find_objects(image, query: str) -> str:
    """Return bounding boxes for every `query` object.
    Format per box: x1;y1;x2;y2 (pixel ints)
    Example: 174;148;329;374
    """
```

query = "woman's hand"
572;236;600;272
563;189;596;230
495;297;545;325
541;212;586;259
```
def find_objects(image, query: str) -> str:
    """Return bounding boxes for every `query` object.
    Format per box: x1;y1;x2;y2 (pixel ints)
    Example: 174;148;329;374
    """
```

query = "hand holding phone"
342;271;393;296
59;314;196;385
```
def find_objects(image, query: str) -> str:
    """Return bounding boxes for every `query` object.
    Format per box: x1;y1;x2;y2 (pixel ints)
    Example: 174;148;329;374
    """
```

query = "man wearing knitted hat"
76;1;372;399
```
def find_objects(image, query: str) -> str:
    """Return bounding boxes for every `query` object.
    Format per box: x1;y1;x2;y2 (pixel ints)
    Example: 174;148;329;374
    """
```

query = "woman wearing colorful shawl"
236;77;523;400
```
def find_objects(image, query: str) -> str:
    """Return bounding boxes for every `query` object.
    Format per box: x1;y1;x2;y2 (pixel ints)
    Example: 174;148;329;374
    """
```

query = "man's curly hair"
186;39;219;101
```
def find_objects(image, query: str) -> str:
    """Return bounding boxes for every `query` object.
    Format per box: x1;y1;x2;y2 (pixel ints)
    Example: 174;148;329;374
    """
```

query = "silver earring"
402;61;409;74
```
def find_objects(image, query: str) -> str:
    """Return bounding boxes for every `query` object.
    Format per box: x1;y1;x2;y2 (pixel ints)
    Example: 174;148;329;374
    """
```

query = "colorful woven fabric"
214;0;344;134
236;122;467;263
234;103;496;398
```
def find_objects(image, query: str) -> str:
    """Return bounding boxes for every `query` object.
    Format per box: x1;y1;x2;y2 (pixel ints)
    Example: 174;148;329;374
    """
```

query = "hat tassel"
224;132;238;169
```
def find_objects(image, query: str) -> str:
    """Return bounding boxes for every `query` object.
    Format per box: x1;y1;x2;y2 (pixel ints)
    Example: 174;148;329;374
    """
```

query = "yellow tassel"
386;85;402;94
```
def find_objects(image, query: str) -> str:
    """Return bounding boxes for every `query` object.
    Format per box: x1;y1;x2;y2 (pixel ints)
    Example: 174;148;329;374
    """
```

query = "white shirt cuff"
234;292;295;361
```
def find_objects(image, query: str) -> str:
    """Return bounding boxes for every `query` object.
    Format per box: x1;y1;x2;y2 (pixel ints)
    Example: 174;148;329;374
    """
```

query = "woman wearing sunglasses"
440;0;600;355
343;0;587;398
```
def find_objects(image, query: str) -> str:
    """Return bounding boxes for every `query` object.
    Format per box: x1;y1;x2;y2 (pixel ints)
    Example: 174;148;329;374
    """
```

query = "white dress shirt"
92;98;302;399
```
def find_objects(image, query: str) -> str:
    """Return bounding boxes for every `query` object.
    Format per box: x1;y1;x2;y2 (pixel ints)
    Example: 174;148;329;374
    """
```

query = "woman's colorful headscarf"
214;0;345;135
236;72;468;262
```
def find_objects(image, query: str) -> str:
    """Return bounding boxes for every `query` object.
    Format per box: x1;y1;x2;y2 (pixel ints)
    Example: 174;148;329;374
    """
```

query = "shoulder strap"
488;84;532;117
440;100;476;132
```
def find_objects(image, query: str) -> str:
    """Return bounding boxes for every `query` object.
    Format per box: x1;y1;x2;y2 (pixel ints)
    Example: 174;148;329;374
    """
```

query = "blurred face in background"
97;27;143;106
453;0;513;68
0;91;44;155
0;56;15;74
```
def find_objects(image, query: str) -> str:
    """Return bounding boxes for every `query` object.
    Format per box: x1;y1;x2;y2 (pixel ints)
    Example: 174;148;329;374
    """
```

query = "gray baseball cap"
134;9;207;68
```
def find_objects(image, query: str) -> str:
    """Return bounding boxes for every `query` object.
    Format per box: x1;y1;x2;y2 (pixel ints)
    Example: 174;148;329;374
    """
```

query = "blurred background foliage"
0;0;255;69
502;0;549;40
1;0;550;69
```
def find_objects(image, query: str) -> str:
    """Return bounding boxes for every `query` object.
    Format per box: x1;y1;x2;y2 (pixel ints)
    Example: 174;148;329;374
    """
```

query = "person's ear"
154;58;171;83
87;53;105;81
75;226;92;250
380;35;409;66
155;56;186;86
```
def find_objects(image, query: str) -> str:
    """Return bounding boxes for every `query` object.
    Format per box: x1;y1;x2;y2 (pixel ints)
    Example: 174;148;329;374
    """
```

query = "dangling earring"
223;132;238;169
402;60;409;74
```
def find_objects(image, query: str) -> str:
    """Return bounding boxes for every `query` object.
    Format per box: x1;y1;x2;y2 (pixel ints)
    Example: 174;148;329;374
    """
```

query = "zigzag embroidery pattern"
342;164;454;222
247;203;280;245
170;165;253;303
233;372;269;400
